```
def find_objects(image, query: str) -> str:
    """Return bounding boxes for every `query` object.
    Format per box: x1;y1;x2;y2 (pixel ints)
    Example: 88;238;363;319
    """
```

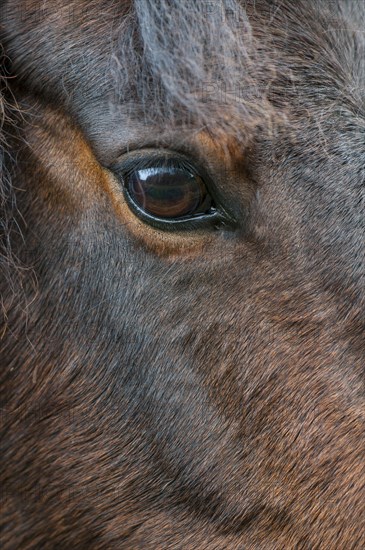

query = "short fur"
1;1;364;548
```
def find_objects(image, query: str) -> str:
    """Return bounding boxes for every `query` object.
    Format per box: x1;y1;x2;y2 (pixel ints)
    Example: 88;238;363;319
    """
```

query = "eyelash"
120;155;200;178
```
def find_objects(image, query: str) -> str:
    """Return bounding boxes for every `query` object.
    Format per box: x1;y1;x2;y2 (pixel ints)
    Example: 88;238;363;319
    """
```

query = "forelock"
110;0;277;144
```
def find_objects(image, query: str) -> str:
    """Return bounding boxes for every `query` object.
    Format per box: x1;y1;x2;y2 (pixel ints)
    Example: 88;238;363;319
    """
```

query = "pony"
1;0;364;547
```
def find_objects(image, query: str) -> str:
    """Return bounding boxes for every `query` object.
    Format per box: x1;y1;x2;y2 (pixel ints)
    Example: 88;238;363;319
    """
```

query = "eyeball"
114;151;233;231
126;164;212;219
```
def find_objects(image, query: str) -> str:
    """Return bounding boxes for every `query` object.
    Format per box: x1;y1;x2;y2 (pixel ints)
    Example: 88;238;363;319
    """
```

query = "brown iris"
126;165;212;219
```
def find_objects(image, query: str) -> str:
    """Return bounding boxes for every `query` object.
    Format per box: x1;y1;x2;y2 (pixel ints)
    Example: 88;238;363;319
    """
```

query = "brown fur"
1;1;365;548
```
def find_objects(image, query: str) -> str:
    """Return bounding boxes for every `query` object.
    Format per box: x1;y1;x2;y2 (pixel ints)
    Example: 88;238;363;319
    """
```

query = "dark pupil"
127;166;211;219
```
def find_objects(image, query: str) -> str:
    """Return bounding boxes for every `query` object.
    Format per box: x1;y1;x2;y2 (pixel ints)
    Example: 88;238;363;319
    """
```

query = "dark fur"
1;1;364;548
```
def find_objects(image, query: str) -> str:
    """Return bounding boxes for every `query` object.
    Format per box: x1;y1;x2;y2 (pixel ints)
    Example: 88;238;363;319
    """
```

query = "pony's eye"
116;153;230;230
126;165;212;219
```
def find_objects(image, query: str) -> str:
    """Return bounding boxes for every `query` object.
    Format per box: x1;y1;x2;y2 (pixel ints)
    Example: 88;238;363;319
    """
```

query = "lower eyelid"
102;167;217;257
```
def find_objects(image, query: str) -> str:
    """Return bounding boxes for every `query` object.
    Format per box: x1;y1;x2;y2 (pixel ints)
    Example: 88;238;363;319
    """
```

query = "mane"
0;56;11;277
0;49;23;319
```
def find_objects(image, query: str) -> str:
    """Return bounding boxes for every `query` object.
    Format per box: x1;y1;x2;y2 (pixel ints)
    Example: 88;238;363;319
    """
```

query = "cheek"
101;168;215;260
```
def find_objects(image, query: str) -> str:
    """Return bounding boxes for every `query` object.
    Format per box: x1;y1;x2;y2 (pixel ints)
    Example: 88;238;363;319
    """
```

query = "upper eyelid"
117;155;200;178
111;147;217;188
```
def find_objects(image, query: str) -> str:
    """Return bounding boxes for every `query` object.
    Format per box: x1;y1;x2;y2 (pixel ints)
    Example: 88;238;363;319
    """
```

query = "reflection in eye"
126;164;213;220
